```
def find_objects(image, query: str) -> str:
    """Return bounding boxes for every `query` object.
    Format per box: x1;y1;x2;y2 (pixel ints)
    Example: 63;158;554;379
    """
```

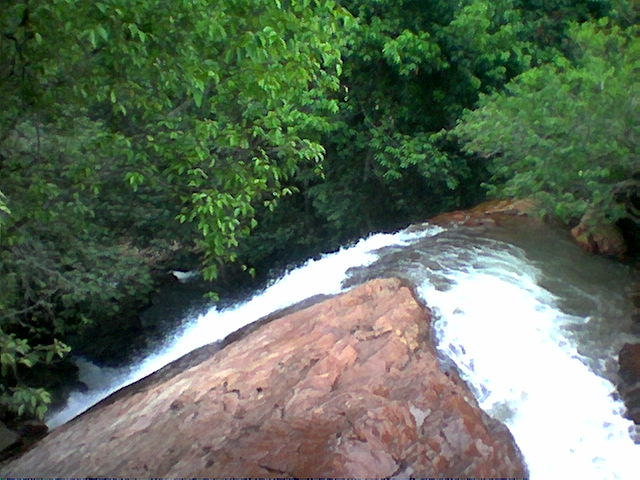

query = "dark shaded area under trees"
1;0;638;423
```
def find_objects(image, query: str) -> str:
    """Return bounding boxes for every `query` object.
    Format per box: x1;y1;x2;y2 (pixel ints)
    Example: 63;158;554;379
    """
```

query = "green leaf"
97;26;109;41
193;90;204;108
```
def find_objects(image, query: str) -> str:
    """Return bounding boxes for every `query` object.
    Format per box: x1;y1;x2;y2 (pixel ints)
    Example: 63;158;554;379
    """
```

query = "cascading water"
46;219;640;479
346;219;640;480
46;226;437;428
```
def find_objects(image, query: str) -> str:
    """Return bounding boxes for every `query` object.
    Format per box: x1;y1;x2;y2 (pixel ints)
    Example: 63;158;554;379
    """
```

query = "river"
46;218;639;479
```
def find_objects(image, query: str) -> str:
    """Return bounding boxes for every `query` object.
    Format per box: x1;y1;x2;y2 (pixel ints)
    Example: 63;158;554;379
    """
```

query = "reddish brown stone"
0;278;527;478
430;198;537;228
570;211;627;258
467;198;538;217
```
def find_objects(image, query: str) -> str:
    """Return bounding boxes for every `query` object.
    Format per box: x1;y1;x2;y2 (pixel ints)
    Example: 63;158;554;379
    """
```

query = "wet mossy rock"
1;278;527;478
571;211;627;258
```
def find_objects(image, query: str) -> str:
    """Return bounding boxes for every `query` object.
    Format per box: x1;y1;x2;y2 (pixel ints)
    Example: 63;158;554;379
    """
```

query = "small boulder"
570;212;627;258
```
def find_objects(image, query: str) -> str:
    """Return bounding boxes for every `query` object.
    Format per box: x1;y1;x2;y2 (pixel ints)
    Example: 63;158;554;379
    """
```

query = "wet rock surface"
618;286;640;428
1;278;527;478
429;197;630;260
571;213;627;258
428;198;538;228
619;343;640;424
0;421;47;463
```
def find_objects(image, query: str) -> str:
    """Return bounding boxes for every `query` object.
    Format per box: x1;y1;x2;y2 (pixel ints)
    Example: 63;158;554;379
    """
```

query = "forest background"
1;0;638;420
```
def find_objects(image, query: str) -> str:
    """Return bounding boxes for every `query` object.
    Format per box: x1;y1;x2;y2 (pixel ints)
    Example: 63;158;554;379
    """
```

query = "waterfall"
46;221;640;479
46;226;439;428
418;238;638;480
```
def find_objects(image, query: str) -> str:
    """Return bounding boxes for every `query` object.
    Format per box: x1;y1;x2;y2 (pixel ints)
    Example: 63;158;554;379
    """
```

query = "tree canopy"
239;0;621;266
1;0;347;420
454;20;639;224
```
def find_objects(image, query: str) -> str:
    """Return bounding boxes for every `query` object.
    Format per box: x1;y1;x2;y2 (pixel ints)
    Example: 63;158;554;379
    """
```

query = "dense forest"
1;0;638;420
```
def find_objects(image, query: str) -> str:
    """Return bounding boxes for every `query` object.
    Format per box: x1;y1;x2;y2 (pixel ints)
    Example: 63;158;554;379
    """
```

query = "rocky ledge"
429;198;628;258
1;278;527;478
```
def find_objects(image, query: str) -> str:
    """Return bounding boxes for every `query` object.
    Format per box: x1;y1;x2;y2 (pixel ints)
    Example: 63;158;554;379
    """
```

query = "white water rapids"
46;227;434;428
418;240;638;480
46;222;640;479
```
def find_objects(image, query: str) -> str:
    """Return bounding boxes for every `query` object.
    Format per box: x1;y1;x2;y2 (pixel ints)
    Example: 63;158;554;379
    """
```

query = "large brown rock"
1;278;527;478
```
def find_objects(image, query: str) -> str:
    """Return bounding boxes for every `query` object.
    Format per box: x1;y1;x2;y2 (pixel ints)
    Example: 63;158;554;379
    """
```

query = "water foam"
46;226;439;428
45;223;640;480
420;244;638;480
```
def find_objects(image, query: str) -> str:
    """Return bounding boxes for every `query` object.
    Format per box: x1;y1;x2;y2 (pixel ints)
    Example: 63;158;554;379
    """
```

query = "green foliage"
0;385;52;420
0;330;65;419
455;20;639;223
254;0;616;247
1;0;348;420
288;0;524;239
611;0;640;26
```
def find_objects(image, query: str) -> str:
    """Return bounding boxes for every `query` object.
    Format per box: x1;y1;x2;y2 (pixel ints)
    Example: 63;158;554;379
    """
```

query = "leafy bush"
455;20;639;224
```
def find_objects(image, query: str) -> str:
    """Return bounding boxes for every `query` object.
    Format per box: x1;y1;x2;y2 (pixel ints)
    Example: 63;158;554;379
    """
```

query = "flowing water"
46;219;640;479
46;227;435;428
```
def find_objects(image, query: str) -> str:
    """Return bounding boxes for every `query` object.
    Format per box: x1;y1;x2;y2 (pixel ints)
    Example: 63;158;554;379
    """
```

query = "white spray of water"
419;244;639;480
45;223;640;480
46;227;439;428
